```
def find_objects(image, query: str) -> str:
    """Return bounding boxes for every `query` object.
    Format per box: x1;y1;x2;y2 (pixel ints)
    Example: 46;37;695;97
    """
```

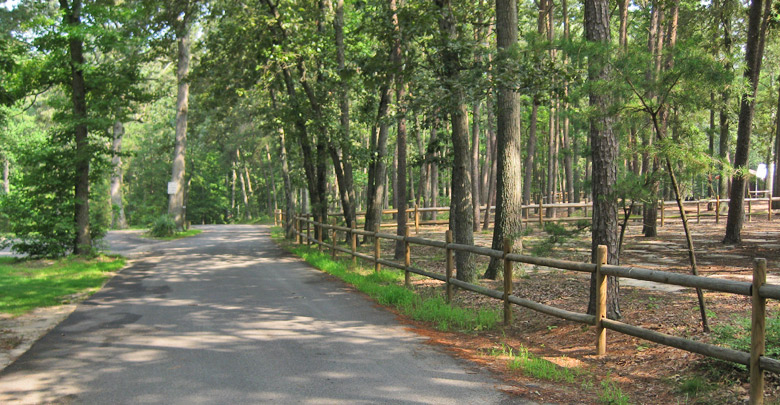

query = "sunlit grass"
142;229;203;240
0;256;126;316
271;227;499;332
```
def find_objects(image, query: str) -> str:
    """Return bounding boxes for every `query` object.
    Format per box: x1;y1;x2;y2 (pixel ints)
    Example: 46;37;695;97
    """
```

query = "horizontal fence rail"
275;196;780;232
288;214;778;403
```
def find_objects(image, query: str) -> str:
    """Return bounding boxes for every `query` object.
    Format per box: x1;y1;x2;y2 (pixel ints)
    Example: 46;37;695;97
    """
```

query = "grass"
271;227;499;333
142;229;203;240
0;255;126;316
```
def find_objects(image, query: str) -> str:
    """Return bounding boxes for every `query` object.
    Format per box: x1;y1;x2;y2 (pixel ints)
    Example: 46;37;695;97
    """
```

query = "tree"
584;0;620;318
166;2;195;231
723;0;774;244
483;0;522;279
435;0;476;282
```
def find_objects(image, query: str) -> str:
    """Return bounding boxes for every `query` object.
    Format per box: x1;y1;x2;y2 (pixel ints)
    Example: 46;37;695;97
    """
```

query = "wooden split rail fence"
273;197;780;231
290;214;779;404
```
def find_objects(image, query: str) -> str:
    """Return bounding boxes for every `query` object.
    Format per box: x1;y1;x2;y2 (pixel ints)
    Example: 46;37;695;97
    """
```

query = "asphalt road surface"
0;225;521;404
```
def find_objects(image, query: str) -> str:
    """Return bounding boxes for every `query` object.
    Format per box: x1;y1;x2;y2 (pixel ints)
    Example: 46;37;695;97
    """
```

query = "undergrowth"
272;227;499;333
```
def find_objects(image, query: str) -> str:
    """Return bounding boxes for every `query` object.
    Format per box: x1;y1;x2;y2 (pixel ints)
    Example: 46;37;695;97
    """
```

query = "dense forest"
0;0;778;287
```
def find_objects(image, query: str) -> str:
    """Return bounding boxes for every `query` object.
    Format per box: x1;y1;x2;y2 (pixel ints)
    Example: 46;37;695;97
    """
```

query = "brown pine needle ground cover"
327;211;780;404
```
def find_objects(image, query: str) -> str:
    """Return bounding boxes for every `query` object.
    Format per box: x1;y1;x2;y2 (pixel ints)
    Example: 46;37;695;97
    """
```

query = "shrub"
150;215;177;237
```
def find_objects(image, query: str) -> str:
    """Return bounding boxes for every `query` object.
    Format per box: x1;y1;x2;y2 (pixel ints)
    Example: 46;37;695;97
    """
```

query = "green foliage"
149;214;177;238
531;222;587;256
599;377;631;405
711;314;780;370
501;343;582;383
0;255;125;316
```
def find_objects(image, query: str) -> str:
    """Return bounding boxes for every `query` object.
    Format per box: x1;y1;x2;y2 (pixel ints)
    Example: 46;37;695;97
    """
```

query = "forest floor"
361;210;780;404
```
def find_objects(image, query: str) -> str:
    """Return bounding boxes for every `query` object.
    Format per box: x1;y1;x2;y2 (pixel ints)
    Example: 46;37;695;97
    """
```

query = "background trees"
0;0;777;276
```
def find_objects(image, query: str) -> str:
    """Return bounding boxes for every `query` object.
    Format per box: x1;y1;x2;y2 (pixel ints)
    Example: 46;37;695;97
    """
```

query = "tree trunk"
523;102;538;210
332;0;356;227
436;0;475;282
584;0;620;319
237;154;251;221
110;120;128;229
724;0;773;243
471;101;481;231
773;83;780;209
61;0;91;253
365;86;392;236
483;103;497;231
167;14;191;231
390;0;407;260
484;0;523;279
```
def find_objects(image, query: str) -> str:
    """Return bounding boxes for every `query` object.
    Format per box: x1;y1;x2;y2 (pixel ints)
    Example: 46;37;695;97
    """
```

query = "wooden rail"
291;215;778;404
274;196;780;232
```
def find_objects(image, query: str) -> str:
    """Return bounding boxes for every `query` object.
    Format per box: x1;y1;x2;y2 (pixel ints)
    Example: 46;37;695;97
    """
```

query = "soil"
365;210;780;404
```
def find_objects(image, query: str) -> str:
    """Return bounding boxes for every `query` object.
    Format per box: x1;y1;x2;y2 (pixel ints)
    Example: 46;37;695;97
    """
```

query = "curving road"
0;225;520;404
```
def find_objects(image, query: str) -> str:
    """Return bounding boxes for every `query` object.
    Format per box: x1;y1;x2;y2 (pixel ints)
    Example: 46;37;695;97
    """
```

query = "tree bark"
584;0;620;319
333;0;357;227
365;86;392;237
471;101;481;231
390;0;408;260
436;0;475;281
724;0;773;243
61;0;91;253
110;120;127;229
773;83;780;209
484;0;523;279
168;11;191;231
523;102;538;210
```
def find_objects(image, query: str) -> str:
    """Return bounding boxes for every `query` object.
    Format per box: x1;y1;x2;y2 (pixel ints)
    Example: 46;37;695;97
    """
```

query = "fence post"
503;238;513;326
445;230;454;303
748;199;752;222
306;214;311;246
404;226;411;288
317;216;323;252
595;245;608;356
716;197;721;223
414;203;420;235
750;258;767;405
538;200;544;226
295;216;301;244
374;224;381;273
697;202;701;224
768;197;772;222
660;200;665;227
350;221;357;268
331;218;337;259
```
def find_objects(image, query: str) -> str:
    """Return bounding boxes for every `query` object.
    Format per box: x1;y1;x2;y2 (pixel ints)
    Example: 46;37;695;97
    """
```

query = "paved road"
0;225;518;404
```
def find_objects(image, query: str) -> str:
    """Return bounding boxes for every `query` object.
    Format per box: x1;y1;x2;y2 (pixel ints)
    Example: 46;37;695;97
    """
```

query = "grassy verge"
142;229;203;240
0;255;126;316
486;343;630;404
270;227;499;332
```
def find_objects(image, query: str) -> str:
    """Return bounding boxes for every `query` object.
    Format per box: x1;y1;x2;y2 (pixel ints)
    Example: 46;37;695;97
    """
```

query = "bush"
149;215;177;237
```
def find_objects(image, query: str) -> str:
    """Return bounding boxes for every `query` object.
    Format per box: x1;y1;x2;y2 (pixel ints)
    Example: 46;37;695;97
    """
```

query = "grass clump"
146;229;202;241
149;215;177;237
599;377;631;405
498;343;581;384
0;255;125;316
275;231;499;333
711;314;780;365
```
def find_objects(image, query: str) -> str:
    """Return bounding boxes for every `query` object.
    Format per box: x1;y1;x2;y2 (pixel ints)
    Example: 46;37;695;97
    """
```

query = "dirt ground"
376;209;780;404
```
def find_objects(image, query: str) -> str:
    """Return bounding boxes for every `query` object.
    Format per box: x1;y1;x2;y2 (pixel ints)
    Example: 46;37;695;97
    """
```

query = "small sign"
167;181;179;195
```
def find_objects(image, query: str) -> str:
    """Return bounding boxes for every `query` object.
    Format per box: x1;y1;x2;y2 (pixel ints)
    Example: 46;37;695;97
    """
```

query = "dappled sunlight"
0;225;508;404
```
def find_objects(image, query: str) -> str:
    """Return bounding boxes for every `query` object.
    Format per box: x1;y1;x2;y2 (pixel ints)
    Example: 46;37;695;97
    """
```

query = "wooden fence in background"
289;215;779;404
274;197;780;232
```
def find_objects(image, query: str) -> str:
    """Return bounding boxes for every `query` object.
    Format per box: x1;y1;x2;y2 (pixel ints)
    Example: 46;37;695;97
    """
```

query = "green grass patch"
271;227;499;332
142;229;203;241
599;377;631;405
0;255;126;316
496;343;581;383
